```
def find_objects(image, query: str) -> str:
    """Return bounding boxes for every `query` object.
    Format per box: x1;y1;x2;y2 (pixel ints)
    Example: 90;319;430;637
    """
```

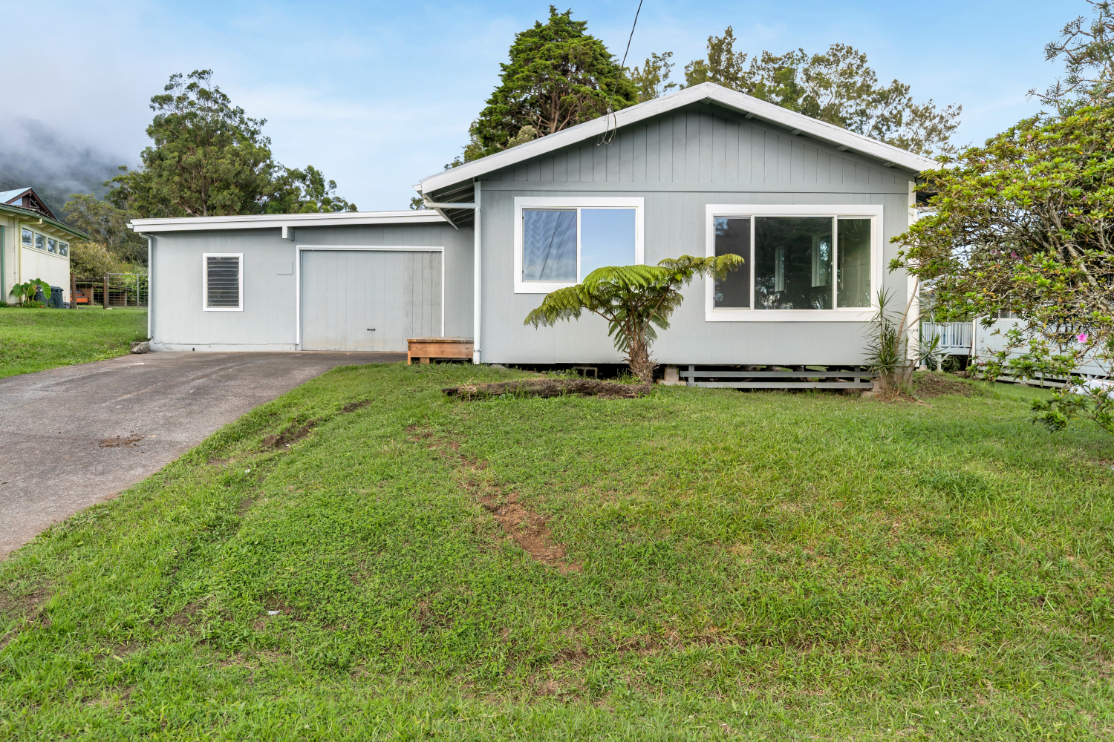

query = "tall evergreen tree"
464;7;638;162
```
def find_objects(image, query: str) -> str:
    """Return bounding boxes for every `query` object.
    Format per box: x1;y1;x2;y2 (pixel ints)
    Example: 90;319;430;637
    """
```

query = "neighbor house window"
47;238;57;253
59;242;69;257
21;228;31;246
514;197;644;293
705;205;881;321
34;233;45;250
203;253;243;311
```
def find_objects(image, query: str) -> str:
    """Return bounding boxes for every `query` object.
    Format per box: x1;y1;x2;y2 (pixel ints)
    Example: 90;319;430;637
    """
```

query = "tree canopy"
680;30;960;157
460;7;638;163
894;105;1114;349
62;193;148;266
108;70;355;219
1032;0;1114;114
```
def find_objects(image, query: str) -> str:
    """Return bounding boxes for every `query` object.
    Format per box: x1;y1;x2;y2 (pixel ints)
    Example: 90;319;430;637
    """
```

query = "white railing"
921;321;973;355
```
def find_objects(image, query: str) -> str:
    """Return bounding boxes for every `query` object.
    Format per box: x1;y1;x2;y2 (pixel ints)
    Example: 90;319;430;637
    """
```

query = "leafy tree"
628;51;678;102
1032;0;1114;114
683;27;749;89
894;105;1114;434
69;240;132;278
524;255;743;385
465;7;638;162
109;70;355;218
683;31;961;157
62;193;147;265
269;166;356;214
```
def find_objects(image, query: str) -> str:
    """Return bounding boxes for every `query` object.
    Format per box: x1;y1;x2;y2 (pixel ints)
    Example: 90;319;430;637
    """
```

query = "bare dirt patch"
263;420;317;449
98;435;142;448
914;372;977;399
0;584;51;651
168;601;203;629
443;379;648;400
262;399;372;450
412;429;581;574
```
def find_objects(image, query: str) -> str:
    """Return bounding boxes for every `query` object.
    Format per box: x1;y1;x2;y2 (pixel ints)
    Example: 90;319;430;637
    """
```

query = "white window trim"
203;252;244;312
513;196;645;294
704;204;884;322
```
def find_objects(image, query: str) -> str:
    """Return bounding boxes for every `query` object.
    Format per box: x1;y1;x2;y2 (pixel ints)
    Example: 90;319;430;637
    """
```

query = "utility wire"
599;0;644;146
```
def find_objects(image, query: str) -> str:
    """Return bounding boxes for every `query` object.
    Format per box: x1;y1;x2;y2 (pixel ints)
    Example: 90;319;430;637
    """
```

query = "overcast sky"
0;0;1084;210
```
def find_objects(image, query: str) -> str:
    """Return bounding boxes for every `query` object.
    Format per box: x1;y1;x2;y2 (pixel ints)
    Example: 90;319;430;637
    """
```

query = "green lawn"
2;364;1112;740
0;307;148;379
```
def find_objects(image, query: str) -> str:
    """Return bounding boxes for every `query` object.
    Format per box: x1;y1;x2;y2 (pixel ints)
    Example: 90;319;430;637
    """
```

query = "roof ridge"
419;82;937;194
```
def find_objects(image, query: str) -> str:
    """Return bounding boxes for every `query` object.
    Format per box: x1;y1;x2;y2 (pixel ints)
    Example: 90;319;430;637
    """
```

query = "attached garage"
299;247;443;352
132;211;472;353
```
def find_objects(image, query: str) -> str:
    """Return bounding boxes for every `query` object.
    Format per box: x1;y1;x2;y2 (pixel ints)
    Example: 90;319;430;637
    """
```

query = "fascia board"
129;210;446;233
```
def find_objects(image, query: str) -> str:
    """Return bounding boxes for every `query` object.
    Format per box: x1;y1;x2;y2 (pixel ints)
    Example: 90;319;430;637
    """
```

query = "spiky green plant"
524;255;744;385
865;284;940;394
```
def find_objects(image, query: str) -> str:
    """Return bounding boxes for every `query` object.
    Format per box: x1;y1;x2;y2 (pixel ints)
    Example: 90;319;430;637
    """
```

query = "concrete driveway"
0;351;404;559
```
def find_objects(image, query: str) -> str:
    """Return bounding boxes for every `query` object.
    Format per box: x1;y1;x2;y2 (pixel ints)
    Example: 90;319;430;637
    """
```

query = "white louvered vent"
204;254;242;310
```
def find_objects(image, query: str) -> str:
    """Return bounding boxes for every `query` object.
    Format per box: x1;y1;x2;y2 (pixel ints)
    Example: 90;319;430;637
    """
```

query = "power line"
599;0;644;146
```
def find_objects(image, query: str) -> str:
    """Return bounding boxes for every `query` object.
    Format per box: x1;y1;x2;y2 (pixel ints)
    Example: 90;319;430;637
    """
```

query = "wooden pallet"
407;337;474;365
681;366;876;389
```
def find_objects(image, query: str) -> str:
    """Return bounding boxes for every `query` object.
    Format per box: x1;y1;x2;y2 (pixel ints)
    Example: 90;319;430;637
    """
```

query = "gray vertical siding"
492;105;907;191
300;250;442;351
475;103;917;366
150;222;472;351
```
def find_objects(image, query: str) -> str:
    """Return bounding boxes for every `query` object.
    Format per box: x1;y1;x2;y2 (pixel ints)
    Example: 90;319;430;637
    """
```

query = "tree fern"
524;255;744;384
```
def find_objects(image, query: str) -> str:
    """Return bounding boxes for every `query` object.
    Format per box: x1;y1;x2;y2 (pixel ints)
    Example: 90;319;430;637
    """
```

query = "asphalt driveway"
0;351;404;559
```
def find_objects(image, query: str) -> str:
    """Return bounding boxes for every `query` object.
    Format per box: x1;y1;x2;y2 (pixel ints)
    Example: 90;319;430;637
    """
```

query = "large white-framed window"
513;197;644;294
705;204;883;322
203;253;243;311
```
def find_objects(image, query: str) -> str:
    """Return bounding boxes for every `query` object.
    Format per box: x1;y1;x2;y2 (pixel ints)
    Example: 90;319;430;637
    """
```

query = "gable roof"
419;82;939;197
0;188;31;203
0;187;88;240
0;186;59;220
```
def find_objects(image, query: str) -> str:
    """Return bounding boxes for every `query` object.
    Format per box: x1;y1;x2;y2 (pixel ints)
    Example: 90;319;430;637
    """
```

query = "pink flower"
1010;251;1018;258
1078;333;1089;343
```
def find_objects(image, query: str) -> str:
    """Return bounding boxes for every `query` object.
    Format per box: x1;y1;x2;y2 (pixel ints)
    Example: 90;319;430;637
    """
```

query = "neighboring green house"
0;187;87;304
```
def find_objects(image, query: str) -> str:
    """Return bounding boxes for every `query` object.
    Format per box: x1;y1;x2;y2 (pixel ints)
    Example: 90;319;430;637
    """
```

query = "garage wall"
294;223;473;338
149;222;473;351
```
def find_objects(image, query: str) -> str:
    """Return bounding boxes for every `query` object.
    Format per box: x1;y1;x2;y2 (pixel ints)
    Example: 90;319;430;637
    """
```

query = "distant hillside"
0;118;129;221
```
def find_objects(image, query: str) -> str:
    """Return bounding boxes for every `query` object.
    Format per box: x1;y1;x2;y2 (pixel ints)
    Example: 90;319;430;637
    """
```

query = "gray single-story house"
130;82;935;368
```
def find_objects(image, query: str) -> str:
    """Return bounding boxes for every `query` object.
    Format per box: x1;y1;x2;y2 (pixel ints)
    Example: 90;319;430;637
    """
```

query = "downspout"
0;225;6;304
146;235;153;342
473;180;481;364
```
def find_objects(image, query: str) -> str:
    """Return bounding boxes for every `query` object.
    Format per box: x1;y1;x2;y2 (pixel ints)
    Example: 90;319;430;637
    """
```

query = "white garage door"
300;248;443;351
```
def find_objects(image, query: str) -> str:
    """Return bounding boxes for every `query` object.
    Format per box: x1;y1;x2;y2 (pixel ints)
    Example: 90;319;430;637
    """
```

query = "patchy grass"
1;363;1112;739
0;307;147;379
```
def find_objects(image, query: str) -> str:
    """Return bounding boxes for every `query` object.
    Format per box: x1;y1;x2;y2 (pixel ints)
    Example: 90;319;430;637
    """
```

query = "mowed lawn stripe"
0;307;147;378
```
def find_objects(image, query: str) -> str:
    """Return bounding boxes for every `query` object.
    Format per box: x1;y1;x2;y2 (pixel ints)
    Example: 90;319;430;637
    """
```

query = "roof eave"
128;209;447;234
0;203;89;240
